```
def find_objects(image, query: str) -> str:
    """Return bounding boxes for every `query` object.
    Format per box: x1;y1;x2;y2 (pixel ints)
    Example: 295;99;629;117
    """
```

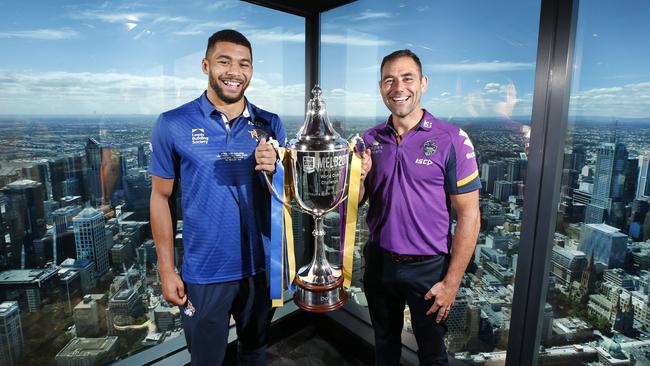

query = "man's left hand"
424;280;459;323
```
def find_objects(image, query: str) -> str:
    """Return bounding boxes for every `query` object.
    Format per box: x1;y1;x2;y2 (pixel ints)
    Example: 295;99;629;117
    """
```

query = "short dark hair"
205;29;252;59
380;49;423;77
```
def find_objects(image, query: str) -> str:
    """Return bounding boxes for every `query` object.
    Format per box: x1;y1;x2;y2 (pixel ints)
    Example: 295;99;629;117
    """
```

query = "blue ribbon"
269;159;285;305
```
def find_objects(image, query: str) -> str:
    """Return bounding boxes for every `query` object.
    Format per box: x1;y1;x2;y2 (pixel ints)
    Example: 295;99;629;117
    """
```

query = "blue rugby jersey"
149;92;286;284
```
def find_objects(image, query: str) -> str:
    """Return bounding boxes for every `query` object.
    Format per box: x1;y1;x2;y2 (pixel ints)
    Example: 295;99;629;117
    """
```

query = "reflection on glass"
0;1;303;364
544;1;650;365
321;0;540;362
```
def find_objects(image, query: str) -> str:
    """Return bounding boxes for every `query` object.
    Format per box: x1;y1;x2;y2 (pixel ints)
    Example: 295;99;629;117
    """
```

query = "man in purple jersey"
360;49;481;365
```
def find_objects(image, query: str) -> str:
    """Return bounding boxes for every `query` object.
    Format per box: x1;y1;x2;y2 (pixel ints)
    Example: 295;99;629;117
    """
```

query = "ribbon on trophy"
341;143;363;288
270;147;297;307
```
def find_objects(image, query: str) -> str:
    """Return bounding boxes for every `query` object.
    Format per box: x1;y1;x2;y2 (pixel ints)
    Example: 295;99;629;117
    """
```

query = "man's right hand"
255;137;278;173
160;270;187;306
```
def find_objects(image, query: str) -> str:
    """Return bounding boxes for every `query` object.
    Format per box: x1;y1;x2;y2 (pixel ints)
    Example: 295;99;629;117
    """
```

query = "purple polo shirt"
362;110;481;255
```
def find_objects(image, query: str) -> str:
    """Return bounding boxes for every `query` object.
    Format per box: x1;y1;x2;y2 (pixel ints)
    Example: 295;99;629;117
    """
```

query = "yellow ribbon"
282;149;297;287
342;144;363;288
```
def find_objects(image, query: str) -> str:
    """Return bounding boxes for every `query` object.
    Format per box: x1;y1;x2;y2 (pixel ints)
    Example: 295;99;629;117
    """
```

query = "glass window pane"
544;1;650;365
321;0;540;361
0;2;303;364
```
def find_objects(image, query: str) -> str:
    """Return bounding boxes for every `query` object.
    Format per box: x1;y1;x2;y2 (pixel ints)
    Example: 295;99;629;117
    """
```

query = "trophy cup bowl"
264;86;364;312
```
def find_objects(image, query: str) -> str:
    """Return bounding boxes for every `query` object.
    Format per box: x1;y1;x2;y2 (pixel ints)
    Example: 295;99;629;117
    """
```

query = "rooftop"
56;337;118;358
0;268;58;285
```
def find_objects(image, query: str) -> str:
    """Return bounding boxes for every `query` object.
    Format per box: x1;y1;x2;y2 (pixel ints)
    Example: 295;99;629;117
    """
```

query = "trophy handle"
324;134;366;213
261;171;293;208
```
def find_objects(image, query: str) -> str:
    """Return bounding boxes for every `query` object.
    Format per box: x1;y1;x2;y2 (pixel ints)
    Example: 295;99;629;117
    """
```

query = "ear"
421;75;429;93
201;58;209;75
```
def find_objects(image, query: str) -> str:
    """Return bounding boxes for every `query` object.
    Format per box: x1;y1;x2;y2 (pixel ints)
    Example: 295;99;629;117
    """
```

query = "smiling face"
379;56;428;120
202;41;252;104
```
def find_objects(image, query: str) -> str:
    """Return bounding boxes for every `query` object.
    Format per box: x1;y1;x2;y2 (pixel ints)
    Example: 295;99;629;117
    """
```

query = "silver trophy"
265;86;364;312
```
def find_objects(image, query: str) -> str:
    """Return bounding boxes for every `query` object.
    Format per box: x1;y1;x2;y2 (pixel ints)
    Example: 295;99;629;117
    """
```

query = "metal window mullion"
506;0;579;365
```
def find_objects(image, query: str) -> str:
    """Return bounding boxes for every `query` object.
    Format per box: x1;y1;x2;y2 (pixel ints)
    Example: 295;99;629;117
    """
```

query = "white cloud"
72;10;146;23
248;30;393;47
354;11;392;21
174;21;245;36
569;82;650;117
0;29;80;40
0;70;305;116
426;61;535;72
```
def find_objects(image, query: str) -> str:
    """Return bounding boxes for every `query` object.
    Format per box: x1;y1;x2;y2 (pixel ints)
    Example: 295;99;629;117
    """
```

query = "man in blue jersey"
149;29;286;366
360;50;481;365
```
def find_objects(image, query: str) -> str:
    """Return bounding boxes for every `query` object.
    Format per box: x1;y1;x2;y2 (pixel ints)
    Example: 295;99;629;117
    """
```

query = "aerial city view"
0;0;649;365
0;113;648;365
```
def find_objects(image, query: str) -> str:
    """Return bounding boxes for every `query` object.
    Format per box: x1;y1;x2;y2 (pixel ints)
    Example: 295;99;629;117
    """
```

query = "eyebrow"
382;72;416;81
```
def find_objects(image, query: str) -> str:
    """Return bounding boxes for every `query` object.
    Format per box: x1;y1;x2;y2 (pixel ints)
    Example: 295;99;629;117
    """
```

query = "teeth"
392;96;408;101
224;80;241;86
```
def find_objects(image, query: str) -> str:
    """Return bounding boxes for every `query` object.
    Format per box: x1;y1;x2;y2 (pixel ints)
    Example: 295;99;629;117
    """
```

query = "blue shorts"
181;272;273;366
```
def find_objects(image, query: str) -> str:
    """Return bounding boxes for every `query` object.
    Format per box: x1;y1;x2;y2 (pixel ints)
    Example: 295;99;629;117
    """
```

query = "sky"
0;0;648;119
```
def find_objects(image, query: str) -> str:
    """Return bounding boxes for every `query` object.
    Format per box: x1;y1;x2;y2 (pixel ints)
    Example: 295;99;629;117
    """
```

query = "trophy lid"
289;86;348;152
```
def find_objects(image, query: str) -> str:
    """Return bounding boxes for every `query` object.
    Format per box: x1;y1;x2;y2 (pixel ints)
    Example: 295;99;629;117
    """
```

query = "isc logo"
415;158;433;165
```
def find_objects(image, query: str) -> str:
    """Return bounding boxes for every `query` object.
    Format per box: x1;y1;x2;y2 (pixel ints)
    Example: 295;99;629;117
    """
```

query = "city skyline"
0;1;649;118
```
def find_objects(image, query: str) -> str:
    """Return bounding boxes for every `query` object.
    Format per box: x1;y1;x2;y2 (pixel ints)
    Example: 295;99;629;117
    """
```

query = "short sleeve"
272;115;288;148
148;114;177;179
445;128;481;194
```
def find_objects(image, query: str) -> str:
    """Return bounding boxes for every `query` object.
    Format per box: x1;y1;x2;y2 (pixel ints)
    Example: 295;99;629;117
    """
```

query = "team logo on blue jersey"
423;120;432;128
423;139;437;157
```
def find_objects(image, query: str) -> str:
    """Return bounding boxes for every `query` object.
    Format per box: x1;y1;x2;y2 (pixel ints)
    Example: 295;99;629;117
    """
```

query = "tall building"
49;156;85;201
550;246;587;287
578;223;628;268
0;301;23;366
481;161;506;194
494;180;512;202
0;180;46;269
637;154;650;201
21;161;49;198
55;337;118;365
84;138;102;206
137;144;149;168
585;142;628;226
73;207;109;280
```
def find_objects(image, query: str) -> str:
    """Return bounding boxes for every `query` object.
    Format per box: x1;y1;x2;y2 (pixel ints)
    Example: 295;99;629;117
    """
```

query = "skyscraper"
49;155;85;201
73;207;109;281
578;223;628;268
0;301;24;366
585;142;628;226
84;138;102;205
637;154;650;201
0;180;46;269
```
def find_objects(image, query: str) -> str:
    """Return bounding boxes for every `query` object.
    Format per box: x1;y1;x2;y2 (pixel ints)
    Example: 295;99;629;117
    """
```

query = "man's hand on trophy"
360;148;372;181
255;137;278;173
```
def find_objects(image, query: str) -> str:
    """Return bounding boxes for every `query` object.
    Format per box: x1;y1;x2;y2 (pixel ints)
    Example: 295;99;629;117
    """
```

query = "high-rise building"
0;179;46;269
55;337;118;365
585;142;628;226
0;301;23;366
481;161;506;194
550;246;587;287
637;154;650;201
446;287;470;352
49;156;85;202
494;180;512;203
137;144;149;168
84;138;102;205
73;207;109;280
578;223;628;268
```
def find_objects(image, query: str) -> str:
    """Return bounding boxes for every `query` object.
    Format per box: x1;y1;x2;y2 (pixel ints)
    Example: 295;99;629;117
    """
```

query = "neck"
392;108;424;136
206;89;246;121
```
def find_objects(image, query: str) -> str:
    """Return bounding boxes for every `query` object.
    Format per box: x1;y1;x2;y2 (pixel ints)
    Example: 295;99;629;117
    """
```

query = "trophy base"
293;276;348;313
